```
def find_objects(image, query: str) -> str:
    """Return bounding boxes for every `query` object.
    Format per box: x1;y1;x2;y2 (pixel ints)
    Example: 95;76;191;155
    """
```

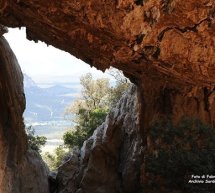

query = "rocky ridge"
56;86;144;193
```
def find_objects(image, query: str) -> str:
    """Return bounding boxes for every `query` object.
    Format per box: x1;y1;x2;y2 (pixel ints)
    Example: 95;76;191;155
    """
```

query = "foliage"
43;145;68;171
79;73;110;109
63;108;107;148
144;117;215;193
108;68;130;108
63;128;88;148
64;70;130;148
26;126;47;153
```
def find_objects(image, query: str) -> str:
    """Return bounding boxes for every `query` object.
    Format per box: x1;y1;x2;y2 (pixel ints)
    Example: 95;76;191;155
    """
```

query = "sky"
4;28;112;84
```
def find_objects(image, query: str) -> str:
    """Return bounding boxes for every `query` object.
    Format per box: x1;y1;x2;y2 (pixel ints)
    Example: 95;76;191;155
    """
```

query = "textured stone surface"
0;33;49;193
139;78;215;130
0;34;27;193
56;86;144;193
0;0;214;85
55;83;215;193
0;1;215;193
14;150;50;193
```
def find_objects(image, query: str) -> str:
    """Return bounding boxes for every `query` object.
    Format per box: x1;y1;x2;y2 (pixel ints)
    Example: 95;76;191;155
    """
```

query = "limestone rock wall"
139;78;215;131
0;0;214;86
0;33;49;193
0;1;214;192
56;86;144;193
55;83;215;193
0;34;27;193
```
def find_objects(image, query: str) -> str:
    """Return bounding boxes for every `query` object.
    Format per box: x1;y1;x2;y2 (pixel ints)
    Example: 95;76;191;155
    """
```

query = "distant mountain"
23;74;77;122
24;73;38;88
42;85;73;96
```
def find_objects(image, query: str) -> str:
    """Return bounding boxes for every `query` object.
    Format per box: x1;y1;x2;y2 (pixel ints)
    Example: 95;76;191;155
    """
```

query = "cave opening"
0;1;215;192
1;25;215;193
0;26;143;193
3;27;131;172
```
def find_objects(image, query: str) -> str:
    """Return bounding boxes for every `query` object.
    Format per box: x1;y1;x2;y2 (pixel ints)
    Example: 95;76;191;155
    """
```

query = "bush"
43;145;68;171
64;108;108;148
144;118;215;193
26;126;47;153
64;72;130;149
63;129;87;148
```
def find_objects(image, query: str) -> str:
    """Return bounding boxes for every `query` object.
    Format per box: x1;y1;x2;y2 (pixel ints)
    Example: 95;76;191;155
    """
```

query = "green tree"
63;128;87;148
44;71;130;170
64;71;130;148
26;126;47;153
79;73;110;109
43;145;67;171
108;68;130;108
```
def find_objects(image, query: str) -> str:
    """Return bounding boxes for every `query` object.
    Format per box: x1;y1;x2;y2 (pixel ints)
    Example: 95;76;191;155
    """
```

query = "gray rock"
56;86;144;193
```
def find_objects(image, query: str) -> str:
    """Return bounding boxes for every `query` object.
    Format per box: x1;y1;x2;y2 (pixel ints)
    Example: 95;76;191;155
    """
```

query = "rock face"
0;32;49;193
0;0;214;85
54;83;215;193
56;86;144;193
13;150;50;193
0;1;215;193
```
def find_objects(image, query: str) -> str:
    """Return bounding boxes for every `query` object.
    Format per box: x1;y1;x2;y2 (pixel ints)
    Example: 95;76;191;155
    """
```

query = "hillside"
23;74;77;122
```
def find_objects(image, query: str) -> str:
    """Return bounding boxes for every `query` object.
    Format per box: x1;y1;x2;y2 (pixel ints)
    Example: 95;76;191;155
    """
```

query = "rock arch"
0;1;215;193
0;0;214;85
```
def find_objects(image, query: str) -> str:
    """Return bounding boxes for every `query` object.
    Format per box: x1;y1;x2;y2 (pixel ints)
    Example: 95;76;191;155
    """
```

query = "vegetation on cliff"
26;126;47;153
145;118;215;193
63;71;130;148
43;70;130;170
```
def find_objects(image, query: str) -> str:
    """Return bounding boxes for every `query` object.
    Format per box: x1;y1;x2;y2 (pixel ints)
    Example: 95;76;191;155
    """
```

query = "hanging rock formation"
0;29;49;193
0;0;214;85
0;0;215;193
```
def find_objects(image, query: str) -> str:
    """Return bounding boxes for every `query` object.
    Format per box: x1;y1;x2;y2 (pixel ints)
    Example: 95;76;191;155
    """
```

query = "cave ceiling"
0;0;214;86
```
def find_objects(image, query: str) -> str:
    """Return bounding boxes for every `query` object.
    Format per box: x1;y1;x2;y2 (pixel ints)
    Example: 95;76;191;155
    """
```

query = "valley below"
23;74;77;153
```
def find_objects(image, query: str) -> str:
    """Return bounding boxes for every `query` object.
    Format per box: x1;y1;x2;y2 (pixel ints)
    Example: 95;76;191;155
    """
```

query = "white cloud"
4;28;112;83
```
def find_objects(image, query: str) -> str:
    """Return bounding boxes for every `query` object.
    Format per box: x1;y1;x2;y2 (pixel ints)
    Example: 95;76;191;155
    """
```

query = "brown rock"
0;0;214;85
0;1;214;193
0;35;49;193
56;83;215;193
57;86;144;193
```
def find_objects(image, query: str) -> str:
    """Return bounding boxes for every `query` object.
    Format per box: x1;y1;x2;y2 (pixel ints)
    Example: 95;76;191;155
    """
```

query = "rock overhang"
0;0;214;85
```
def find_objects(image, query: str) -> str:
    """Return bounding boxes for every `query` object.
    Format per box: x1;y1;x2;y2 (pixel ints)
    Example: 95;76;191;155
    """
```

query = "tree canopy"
26;126;47;153
42;70;130;170
63;70;130;148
